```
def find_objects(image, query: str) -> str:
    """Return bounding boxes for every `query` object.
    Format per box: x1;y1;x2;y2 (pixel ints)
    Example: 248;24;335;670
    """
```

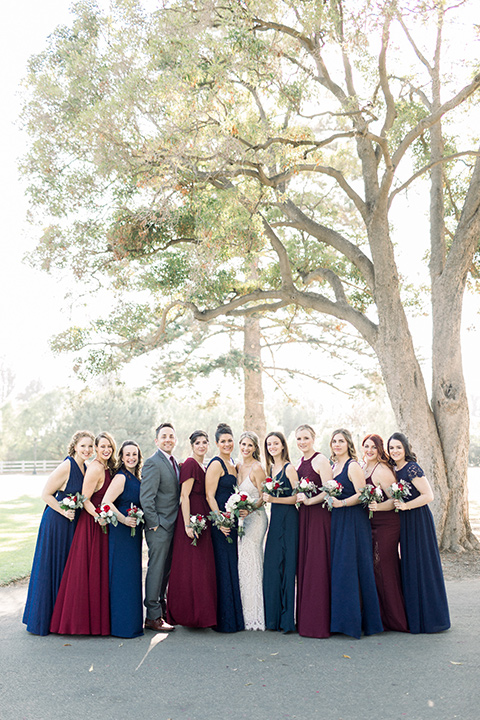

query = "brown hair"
330;428;357;462
156;422;175;437
116;440;143;479
264;431;291;474
215;423;233;443
387;432;417;464
95;432;117;473
67;430;95;458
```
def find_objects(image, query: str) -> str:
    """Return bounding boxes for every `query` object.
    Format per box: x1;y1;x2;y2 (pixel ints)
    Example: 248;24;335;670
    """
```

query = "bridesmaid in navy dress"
23;431;94;635
102;440;144;638
262;431;299;633
329;429;383;639
362;434;408;632
206;423;244;633
388;432;450;633
294;424;333;638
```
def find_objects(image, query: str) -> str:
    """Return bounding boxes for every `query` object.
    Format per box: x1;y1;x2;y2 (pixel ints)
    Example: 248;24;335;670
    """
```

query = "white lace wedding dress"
237;476;268;630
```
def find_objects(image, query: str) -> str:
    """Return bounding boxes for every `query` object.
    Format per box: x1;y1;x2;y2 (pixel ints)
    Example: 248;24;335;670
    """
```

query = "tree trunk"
430;150;480;550
431;278;473;550
425;18;478;550
243;316;266;439
366;211;454;536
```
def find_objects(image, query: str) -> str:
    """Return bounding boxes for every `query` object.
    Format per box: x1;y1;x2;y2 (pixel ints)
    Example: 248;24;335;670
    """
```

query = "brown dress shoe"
144;617;175;632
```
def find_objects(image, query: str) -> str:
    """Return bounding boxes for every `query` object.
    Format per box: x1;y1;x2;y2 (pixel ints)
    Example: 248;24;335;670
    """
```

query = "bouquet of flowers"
225;488;257;536
358;484;384;519
95;503;118;534
207;510;236;544
187;514;207;546
127;503;145;537
292;477;318;498
319;479;343;511
262;477;284;497
388;481;411;511
59;492;86;520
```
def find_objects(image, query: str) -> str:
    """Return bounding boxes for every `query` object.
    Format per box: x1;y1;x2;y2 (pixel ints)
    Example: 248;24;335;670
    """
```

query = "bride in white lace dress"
236;431;268;631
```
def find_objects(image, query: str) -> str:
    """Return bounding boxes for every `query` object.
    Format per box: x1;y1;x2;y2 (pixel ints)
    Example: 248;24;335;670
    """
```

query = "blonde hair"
295;424;316;439
68;430;95;458
239;431;261;461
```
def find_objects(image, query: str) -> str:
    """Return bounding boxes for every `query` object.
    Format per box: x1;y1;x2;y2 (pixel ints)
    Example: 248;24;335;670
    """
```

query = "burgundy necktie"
170;455;178;478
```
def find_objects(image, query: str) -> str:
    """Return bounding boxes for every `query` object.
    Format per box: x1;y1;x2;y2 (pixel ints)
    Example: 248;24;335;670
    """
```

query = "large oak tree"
22;0;480;549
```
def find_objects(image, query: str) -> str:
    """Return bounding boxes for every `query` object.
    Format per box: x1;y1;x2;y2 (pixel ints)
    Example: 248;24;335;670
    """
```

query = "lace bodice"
237;474;267;631
238;474;261;501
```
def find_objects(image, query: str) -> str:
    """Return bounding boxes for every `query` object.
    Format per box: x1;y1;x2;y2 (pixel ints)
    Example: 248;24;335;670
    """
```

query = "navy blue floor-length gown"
209;457;244;633
109;469;144;638
23;457;84;635
330;459;383;639
396;461;450;633
263;463;299;633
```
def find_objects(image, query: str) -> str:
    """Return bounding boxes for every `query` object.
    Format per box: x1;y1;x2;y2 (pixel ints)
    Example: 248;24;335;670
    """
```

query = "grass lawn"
0;495;45;584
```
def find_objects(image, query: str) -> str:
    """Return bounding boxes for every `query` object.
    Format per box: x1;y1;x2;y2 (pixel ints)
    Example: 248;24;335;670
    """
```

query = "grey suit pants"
144;525;175;620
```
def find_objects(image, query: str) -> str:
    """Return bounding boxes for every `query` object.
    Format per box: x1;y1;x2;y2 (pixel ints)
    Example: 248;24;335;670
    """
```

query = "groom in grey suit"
140;422;180;632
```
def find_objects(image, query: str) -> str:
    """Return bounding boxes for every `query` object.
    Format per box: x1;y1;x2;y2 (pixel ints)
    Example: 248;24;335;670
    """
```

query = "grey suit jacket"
140;449;180;531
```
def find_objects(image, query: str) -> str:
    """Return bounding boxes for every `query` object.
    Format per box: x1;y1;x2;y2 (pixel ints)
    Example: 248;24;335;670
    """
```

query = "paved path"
1;579;479;720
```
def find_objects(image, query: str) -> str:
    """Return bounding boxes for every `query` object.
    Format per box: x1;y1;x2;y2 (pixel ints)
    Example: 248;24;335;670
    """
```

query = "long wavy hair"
95;431;117;473
239;431;261;461
330;428;357;462
116;439;143;479
362;433;391;465
67;430;94;458
264;431;291;474
387;432;417;464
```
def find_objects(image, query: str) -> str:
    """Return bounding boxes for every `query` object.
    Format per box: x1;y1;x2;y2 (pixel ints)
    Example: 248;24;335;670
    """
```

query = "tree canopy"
20;0;480;549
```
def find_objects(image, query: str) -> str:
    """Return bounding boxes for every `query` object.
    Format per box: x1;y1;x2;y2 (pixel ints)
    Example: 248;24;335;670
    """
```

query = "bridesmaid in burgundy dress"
166;431;217;628
294;424;333;638
362;434;408;633
50;432;116;635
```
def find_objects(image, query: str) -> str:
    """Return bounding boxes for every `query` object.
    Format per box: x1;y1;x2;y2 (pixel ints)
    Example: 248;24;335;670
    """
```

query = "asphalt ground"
1;578;479;720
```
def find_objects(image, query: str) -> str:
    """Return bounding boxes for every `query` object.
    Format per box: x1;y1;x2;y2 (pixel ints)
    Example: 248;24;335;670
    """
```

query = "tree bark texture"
243;316;266;440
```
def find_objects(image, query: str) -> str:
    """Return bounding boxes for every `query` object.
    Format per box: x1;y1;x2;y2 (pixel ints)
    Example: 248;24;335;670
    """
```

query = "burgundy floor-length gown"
296;452;331;638
368;474;409;633
166;457;217;628
50;470;112;635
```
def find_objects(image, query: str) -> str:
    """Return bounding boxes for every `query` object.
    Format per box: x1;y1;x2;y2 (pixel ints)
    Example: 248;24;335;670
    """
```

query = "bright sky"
1;1;479;406
1;1;76;392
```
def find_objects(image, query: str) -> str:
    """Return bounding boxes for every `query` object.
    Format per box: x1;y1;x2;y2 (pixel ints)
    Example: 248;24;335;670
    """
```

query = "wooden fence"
0;460;61;474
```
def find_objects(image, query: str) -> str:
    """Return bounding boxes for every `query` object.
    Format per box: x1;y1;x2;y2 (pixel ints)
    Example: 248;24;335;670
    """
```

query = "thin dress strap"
365;462;379;481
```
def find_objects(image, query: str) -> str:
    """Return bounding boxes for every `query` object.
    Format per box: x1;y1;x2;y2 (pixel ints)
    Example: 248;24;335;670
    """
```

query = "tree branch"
281;199;375;290
262;365;353;396
392;74;480;168
378;12;397;140
388;151;480;206
248;131;355;153
300;267;348;303
260;217;296;293
397;14;433;74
